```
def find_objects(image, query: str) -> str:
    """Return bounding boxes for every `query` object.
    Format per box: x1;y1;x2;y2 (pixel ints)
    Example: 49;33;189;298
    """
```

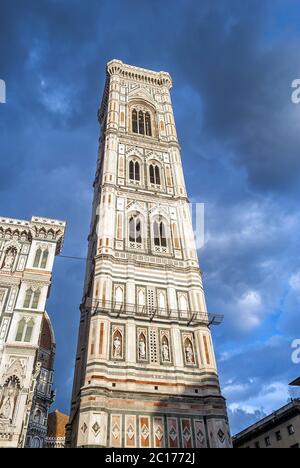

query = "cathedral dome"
40;312;55;350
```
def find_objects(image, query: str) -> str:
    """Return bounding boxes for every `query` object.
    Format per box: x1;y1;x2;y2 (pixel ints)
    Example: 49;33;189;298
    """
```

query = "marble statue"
113;335;122;358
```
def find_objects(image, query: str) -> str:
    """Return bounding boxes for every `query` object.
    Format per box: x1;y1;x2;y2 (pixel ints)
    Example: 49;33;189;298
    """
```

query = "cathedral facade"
66;60;231;448
0;216;65;448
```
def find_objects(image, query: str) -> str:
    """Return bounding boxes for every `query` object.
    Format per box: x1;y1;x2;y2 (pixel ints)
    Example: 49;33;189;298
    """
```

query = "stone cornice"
106;59;173;90
0;216;66;255
103;128;181;151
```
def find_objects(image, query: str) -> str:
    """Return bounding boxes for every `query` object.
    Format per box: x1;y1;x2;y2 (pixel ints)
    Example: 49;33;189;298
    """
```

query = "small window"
16;318;26;342
40;250;49;269
132;109;138;133
15;318;35;343
24;289;33;309
149;164;161;186
150;165;155;184
145;112;152;136
24;319;34;342
129;216;142;245
129;160;141;182
132;108;152;136
33;248;49;269
275;431;282;441
155;166;161;185
138;111;145;135
254;441;260;449
265;437;271;447
23;289;41;310
288;425;295;436
153;220;167;248
32;290;40;310
33;248;42;268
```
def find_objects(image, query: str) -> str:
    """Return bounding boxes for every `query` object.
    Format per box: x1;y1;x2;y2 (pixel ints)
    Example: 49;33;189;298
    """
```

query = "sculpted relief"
161;338;170;363
138;333;147;360
0;376;20;423
1;247;17;271
185;339;195;365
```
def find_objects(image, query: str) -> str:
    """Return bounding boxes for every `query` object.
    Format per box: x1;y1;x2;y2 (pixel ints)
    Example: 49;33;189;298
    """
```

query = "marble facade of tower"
67;60;231;448
0;216;65;448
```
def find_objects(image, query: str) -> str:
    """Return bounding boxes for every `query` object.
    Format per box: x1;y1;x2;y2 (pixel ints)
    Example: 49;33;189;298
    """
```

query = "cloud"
235;291;263;331
173;0;300;193
217;334;299;433
289;272;300;292
228;408;267;437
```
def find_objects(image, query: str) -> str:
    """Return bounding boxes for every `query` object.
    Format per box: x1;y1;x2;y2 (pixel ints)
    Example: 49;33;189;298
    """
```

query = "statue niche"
138;333;147;360
112;330;123;359
161;336;170;363
0;375;20;423
185;338;195;365
2;247;17;271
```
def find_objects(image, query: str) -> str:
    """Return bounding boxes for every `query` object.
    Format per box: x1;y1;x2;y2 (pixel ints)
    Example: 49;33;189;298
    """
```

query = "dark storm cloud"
172;1;300;192
1;0;299;435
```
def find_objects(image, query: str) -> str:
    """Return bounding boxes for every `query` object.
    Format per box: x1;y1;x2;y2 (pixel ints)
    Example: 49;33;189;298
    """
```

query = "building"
0;216;66;448
45;410;69;448
290;377;300;387
25;313;56;448
233;399;300;449
66;60;231;448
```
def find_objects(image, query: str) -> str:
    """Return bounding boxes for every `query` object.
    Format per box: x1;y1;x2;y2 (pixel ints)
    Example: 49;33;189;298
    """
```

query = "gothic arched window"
145;112;152;136
33;248;49;269
33;248;42;268
132;108;152;136
129;160;141;182
132;109;138;133
32;437;42;448
40;250;48;269
129;216;142;245
24;319;34;342
15;318;35;342
154;220;167;248
24;289;41;310
150;165;155;184
16;318;26;342
138;111;145;135
149;164;161;186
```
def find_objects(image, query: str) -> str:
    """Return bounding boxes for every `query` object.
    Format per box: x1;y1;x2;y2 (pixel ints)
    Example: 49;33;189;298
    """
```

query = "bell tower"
66;60;231;448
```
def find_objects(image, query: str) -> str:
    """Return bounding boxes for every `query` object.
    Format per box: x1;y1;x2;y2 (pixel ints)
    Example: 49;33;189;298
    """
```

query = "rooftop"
233;399;300;444
290;377;300;387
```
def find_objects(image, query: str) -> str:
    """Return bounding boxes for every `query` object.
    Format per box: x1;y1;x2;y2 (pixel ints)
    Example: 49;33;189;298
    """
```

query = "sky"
1;0;300;436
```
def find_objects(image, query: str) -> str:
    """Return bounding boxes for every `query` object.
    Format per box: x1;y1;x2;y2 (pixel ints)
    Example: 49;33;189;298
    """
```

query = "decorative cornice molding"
106;59;173;90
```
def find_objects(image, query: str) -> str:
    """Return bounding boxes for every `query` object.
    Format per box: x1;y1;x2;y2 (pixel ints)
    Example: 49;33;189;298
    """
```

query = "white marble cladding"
106;59;172;88
67;60;231;448
0;215;65;447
